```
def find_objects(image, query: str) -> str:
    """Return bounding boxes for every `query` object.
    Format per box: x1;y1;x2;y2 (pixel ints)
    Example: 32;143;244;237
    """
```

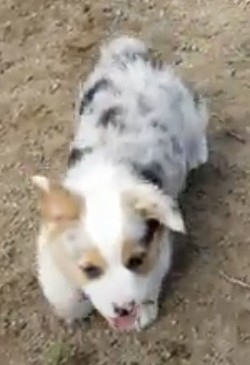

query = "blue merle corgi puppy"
33;36;208;331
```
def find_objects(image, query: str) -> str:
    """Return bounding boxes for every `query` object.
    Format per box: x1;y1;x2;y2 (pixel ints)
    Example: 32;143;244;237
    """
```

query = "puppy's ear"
32;175;81;223
124;184;185;233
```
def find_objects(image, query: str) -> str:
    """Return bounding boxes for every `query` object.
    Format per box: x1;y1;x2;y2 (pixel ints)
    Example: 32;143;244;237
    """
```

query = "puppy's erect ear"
32;175;82;223
124;184;185;233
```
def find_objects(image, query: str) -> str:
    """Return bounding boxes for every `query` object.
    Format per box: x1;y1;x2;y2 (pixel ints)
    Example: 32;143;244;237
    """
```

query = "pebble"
181;44;199;52
2;318;10;329
54;20;63;27
159;10;165;18
66;25;73;32
102;5;112;13
179;333;186;341
25;74;34;82
230;68;236;77
83;3;91;13
9;3;15;10
50;80;61;94
148;1;155;9
174;56;183;65
3;21;12;31
30;12;37;19
115;9;123;17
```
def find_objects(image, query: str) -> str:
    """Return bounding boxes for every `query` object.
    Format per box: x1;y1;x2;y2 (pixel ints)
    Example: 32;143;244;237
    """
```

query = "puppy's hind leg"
187;92;209;171
189;135;208;171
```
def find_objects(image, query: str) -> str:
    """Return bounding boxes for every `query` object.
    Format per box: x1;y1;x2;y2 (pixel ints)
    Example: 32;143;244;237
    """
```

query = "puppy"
33;36;208;331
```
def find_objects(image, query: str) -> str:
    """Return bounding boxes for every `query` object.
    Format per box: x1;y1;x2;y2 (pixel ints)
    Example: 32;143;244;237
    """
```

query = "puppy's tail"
100;36;148;64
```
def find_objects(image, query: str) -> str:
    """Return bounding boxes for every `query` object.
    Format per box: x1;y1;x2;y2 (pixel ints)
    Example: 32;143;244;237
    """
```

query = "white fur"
36;36;208;330
37;228;93;321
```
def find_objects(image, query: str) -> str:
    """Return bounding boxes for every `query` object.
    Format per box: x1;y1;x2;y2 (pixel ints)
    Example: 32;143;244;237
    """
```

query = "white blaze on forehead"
84;188;123;260
65;162;146;261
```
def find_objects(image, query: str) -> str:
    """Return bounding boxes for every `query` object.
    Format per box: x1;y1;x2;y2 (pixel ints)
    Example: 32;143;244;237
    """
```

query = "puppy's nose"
113;301;135;317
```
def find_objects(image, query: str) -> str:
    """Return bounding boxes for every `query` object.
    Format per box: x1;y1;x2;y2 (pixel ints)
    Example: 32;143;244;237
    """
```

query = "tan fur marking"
122;185;165;226
47;240;107;288
122;230;162;275
78;247;107;273
39;182;82;223
49;240;87;287
121;187;164;274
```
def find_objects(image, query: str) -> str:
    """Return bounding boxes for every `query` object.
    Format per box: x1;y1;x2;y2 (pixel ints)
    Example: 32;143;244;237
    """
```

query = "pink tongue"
111;315;136;330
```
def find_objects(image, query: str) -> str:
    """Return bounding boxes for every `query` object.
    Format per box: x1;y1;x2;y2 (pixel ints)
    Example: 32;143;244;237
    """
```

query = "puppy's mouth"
107;308;138;331
106;300;155;330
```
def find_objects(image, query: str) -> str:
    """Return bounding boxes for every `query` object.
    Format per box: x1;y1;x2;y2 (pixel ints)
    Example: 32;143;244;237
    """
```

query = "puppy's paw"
55;296;94;325
189;136;208;170
134;301;158;331
78;298;94;319
197;136;208;165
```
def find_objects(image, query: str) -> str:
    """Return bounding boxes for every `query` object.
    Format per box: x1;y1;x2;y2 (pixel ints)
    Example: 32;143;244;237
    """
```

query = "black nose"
113;305;130;317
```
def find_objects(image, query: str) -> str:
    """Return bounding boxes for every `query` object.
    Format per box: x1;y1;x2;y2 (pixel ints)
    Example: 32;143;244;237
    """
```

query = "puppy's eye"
81;264;102;279
126;253;145;271
142;219;160;246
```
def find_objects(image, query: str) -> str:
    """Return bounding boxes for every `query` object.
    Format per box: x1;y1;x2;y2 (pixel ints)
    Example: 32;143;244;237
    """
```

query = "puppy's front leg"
134;296;159;331
37;243;93;323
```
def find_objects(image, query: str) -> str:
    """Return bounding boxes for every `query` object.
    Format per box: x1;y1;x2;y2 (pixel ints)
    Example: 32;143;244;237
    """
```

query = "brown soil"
0;0;250;364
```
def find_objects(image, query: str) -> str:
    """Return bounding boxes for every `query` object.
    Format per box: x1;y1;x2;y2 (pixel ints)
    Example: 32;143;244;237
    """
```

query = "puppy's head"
33;175;185;330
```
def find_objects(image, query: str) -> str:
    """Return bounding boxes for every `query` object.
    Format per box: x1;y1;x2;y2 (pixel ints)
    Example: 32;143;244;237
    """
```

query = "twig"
220;270;250;290
66;40;97;53
225;129;246;144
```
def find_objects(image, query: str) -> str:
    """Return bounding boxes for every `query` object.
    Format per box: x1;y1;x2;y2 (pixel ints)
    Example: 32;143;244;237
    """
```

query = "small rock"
50;81;60;94
122;12;129;21
160;352;172;361
230;68;236;77
83;3;90;13
87;15;94;24
30;12;37;19
19;319;27;330
3;20;12;31
26;74;33;82
11;320;17;328
171;319;178;326
179;333;186;341
66;25;73;32
102;5;112;13
174;56;183;65
115;9;123;17
54;20;63;27
191;44;199;52
181;43;199;52
148;2;155;9
159;9;165;18
2;21;12;40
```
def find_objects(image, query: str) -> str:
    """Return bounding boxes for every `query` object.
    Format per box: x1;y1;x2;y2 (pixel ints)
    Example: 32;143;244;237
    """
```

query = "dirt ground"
0;0;250;364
